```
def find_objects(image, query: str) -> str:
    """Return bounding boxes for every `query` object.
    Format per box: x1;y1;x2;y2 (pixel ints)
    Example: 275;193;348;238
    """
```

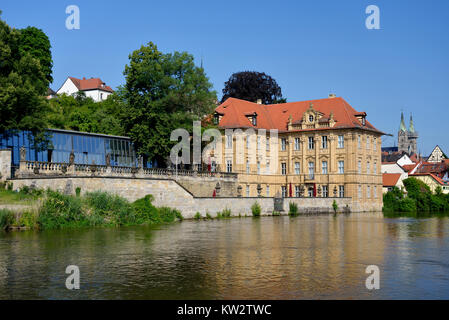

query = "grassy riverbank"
0;188;183;231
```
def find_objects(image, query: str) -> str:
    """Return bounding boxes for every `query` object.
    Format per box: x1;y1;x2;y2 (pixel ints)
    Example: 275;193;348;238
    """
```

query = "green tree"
18;26;53;85
122;42;216;165
0;12;50;149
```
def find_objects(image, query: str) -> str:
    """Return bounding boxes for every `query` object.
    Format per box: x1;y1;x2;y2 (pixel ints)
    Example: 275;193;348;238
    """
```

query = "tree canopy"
121;42;217;165
221;71;286;104
0;12;51;148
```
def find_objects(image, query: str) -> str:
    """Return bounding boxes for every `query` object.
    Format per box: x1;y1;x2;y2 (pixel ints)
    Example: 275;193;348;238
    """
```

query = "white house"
56;77;113;102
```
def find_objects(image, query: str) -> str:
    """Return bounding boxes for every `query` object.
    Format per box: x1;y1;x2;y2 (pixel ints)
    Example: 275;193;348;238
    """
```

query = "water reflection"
0;213;448;299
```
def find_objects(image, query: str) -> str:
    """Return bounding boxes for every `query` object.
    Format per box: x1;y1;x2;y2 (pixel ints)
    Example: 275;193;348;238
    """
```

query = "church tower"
397;112;418;155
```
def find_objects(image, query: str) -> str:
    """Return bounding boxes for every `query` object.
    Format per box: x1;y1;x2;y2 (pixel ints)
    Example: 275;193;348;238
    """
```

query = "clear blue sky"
2;0;449;155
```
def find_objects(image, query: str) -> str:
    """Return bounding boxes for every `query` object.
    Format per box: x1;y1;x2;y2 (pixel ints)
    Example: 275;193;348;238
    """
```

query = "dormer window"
245;112;257;126
355;112;367;126
309;115;314;122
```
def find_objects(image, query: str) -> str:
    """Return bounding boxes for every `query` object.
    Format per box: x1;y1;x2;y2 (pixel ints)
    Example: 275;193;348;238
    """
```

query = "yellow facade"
215;128;383;212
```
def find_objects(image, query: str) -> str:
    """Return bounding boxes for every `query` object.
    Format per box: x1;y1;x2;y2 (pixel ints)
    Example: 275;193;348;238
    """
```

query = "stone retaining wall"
9;176;355;218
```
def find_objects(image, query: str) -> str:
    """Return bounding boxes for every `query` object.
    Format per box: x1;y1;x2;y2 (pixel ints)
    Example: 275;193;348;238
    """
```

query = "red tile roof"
69;77;114;93
410;173;449;186
402;163;419;173
383;173;402;187
414;161;449;178
215;97;383;133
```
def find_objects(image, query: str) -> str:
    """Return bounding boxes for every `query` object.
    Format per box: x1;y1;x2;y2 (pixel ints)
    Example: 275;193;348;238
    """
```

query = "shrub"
158;207;183;223
194;212;202;220
332;200;338;213
206;212;212;219
85;191;135;226
132;194;159;224
251;201;261;217
18;211;38;228
37;190;87;230
272;210;280;216
0;209;15;230
289;202;299;216
75;187;81;197
220;208;231;218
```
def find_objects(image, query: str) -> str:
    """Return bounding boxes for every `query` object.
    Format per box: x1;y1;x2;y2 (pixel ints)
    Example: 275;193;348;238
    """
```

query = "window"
308;136;314;150
266;160;270;174
309;115;314;122
358;185;362;199
246;135;250;149
339;185;345;198
281;186;287;198
226;160;232;173
374;138;377;151
266;137;270;151
367;185;371;198
322;161;328;174
257;161;260;174
246;160;250;173
281;162;287;175
308;162;314;179
246;185;250;197
295;185;300;197
257;136;261;150
322;185;328;198
295;162;300;175
252;116;257;126
338;135;344;148
374;186;378;198
308;187;314;197
294;137;300;150
266;185;270;197
281;138;286;151
358;135;361;149
358;160;362;174
226;134;232;148
374;161;377;174
367;161;370;174
366;136;370;149
322;136;328;149
338;161;344;174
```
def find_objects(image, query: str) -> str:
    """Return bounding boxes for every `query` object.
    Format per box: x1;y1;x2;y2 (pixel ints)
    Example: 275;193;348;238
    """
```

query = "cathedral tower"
398;112;418;155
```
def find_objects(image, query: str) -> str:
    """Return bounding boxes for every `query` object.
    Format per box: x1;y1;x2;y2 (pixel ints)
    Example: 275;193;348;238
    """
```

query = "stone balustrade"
15;160;237;181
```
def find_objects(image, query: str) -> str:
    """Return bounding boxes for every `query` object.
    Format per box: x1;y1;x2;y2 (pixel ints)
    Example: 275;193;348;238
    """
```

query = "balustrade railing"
17;160;237;180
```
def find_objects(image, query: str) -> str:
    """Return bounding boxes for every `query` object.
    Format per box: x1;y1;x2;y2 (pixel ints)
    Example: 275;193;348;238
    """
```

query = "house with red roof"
212;94;385;212
382;173;404;193
56;76;114;102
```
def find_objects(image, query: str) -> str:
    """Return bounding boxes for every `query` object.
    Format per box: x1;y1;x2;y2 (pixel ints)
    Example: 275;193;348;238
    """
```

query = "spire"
399;112;406;132
409;113;415;133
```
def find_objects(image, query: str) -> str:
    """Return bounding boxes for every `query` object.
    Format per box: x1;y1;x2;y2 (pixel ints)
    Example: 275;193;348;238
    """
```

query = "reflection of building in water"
209;214;388;299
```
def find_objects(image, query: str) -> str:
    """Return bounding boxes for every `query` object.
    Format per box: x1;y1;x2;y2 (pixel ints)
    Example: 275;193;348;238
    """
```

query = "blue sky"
1;0;448;155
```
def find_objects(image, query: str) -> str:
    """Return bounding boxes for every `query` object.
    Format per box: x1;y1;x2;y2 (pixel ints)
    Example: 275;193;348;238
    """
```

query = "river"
1;212;449;299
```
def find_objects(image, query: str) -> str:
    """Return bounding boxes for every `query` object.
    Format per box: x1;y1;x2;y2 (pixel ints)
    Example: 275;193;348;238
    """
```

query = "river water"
1;212;449;299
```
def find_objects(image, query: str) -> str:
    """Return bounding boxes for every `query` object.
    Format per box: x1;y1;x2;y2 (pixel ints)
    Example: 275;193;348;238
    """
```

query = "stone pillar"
0;149;12;181
67;150;76;175
18;146;27;174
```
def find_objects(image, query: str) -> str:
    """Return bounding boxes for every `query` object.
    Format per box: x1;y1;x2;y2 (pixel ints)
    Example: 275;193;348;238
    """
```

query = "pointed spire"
409;113;415;133
399;112;406;132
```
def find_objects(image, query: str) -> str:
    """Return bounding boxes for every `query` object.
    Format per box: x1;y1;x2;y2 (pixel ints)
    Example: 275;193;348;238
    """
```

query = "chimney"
83;77;86;80
256;99;262;104
328;93;336;98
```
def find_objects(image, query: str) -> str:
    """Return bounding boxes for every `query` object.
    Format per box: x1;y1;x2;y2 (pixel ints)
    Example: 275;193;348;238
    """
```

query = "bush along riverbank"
383;177;449;213
0;189;183;231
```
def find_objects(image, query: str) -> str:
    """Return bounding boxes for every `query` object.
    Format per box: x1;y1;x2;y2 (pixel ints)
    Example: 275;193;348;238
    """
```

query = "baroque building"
212;95;384;211
398;112;418;155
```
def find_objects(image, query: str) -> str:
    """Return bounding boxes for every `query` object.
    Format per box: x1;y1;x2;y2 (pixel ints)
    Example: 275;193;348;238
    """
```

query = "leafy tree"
18;26;53;85
221;71;285;104
0;12;50;149
121;42;217;165
47;92;126;136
